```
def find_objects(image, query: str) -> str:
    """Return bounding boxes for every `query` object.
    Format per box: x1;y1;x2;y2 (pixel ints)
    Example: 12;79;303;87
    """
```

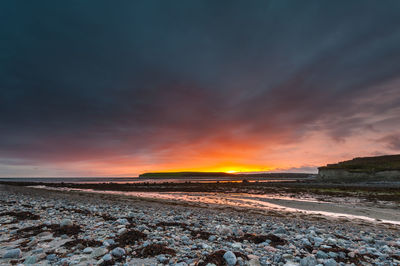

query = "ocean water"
0;176;301;184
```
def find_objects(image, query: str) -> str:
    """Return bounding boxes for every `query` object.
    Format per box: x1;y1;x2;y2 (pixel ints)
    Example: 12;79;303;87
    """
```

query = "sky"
1;1;400;177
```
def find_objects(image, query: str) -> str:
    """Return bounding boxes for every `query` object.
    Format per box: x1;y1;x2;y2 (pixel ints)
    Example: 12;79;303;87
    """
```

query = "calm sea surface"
0;177;302;184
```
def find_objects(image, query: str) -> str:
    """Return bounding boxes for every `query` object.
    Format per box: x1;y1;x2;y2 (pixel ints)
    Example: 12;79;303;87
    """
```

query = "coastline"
29;185;400;225
1;184;400;265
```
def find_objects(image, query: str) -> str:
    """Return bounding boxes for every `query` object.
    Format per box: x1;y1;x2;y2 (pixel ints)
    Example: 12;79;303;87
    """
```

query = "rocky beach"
1;184;400;266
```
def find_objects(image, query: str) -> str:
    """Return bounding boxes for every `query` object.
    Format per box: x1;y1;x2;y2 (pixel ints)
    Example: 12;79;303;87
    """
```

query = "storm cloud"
1;1;400;176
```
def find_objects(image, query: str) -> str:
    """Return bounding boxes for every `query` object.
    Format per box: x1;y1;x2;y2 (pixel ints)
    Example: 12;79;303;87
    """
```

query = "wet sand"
31;186;400;225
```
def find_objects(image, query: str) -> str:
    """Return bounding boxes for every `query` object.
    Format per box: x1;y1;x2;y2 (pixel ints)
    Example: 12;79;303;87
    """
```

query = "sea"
0;176;303;184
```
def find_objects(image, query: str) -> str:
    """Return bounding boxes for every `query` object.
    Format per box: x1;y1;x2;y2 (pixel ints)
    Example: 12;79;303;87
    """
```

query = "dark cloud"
1;1;400;175
379;134;400;151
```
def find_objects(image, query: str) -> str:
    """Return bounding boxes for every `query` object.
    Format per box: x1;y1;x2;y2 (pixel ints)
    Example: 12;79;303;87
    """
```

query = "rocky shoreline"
1;185;400;266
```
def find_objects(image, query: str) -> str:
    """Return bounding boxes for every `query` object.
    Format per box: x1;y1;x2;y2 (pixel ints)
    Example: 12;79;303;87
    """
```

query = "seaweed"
116;230;147;246
63;239;102;249
0;211;40;221
198;250;248;266
134;244;176;258
190;230;212;240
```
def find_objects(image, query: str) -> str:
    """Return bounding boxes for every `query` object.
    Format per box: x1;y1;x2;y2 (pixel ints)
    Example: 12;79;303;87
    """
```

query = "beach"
1;184;400;265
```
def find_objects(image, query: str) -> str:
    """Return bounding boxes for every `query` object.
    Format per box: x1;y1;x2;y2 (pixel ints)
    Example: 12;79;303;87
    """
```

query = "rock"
202;243;211;249
32;248;44;254
348;252;355;258
46;254;57;261
38;231;52;237
24;256;37;264
156;254;169;263
217;225;232;235
60;258;69;265
248;258;261;266
83;247;93;254
324;258;338;266
232;242;242;249
60;219;73;227
3;248;22;259
316;250;329;259
91;247;108;258
328;251;338;258
104;239;115;246
247;255;259;260
302;238;311;246
116;218;129;225
313;237;324;246
103;253;112;261
111;247;125;258
274;226;288;235
283;253;293;259
283;261;298;266
223;251;237;266
300;255;317;266
208;235;216;242
118;228;127;235
327;238;337;245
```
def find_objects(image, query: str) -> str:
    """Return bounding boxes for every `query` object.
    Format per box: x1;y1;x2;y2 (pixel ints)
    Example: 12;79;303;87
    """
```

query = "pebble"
60;219;73;227
91;247;108;258
316;250;329;259
274;226;288;235
83;247;93;254
118;227;127;235
324;258;338;266
217;225;232;235
208;235;216;242
3;248;21;259
116;218;129;225
248;258;261;266
223;251;237;266
111;247;125;258
46;254;57;261
232;242;242;249
300;255;317;266
23;255;37;264
156;254;168;263
102;253;112;261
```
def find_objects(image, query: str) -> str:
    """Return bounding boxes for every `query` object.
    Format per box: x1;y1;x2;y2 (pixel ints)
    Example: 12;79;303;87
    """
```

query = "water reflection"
31;185;400;225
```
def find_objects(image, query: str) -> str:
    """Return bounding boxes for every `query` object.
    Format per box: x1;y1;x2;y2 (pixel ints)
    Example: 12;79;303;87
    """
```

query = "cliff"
318;154;400;181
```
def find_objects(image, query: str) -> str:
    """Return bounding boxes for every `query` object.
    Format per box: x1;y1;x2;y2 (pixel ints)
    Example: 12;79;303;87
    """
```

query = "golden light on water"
225;170;237;174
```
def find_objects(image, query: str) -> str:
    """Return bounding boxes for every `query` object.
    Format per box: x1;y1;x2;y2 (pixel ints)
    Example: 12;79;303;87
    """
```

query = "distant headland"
139;171;311;179
318;154;400;181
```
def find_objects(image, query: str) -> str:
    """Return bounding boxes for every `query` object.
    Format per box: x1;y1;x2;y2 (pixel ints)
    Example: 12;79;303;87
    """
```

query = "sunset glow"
1;2;400;177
